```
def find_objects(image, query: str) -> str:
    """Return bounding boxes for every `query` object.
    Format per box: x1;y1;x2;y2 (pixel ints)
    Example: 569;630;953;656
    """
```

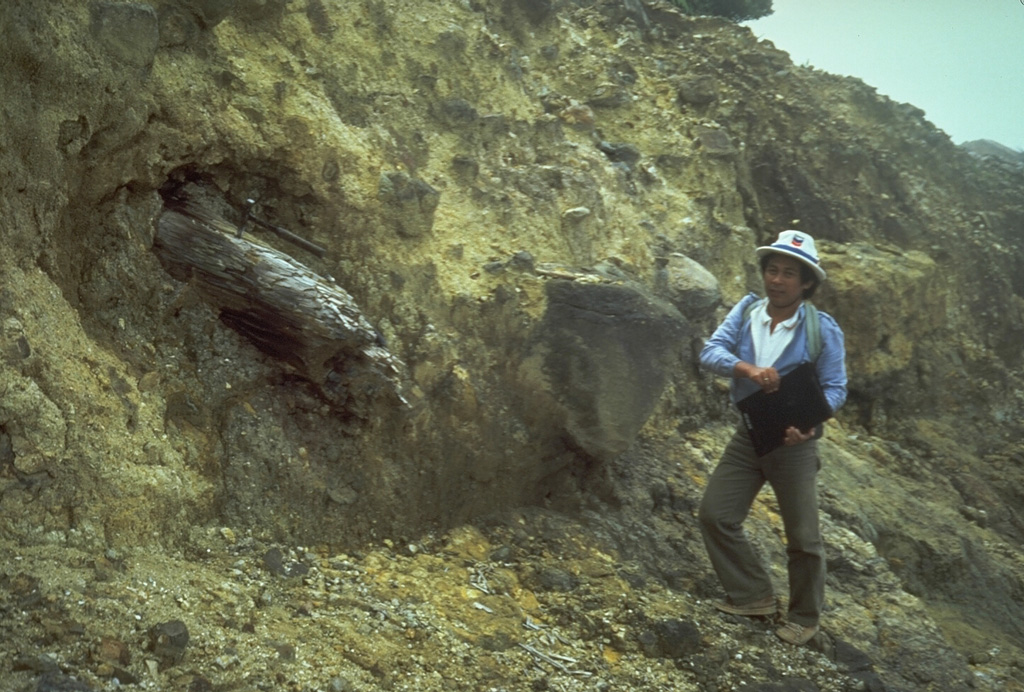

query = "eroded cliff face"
1;1;1023;690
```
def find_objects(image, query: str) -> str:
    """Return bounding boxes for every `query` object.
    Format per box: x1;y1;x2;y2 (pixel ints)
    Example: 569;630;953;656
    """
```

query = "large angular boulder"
516;279;690;461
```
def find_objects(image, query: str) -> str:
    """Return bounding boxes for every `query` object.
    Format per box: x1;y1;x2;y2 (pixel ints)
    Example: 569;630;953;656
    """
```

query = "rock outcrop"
1;0;1022;690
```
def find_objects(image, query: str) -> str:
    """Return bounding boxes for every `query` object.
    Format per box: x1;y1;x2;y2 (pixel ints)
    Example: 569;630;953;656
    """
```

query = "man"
697;230;847;646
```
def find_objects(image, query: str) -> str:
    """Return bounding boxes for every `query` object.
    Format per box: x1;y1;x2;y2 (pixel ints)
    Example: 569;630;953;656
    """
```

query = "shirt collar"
757;301;802;330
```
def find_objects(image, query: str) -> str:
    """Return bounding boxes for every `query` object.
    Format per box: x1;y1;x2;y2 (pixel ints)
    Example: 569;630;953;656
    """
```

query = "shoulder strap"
804;302;822;362
745;298;822;362
743;297;766;323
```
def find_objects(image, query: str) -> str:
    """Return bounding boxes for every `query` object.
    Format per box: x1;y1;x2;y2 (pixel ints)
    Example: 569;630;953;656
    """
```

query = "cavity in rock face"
153;200;405;418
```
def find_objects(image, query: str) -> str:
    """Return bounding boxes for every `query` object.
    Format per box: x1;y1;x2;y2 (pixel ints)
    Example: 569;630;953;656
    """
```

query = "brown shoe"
776;621;819;645
713;595;777;616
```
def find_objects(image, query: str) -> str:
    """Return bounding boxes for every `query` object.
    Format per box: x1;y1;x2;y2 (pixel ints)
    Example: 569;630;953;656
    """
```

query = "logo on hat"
791;235;804;248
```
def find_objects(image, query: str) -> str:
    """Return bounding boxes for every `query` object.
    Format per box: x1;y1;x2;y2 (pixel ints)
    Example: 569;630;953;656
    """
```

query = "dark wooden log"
153;202;405;414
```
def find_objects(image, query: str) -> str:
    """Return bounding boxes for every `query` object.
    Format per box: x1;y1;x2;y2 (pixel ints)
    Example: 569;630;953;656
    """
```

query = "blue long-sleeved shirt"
699;293;848;413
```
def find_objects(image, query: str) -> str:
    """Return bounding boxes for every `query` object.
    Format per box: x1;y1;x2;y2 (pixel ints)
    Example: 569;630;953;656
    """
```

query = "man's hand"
783;426;814;446
735;362;779;393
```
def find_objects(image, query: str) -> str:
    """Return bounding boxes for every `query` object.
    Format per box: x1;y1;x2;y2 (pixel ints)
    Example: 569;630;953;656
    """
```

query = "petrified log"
153;202;404;414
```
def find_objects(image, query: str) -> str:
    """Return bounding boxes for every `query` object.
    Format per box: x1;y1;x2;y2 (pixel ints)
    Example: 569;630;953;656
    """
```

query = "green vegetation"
670;0;773;22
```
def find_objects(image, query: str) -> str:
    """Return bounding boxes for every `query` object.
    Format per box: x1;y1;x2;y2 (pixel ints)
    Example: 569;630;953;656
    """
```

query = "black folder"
736;362;832;457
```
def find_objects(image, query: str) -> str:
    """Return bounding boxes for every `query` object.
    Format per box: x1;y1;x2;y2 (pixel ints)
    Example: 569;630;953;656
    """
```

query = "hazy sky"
745;1;1024;151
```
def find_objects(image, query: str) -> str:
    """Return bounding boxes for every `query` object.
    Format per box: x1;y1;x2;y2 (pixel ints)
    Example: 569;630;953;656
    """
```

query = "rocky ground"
0;506;893;692
4;420;1024;692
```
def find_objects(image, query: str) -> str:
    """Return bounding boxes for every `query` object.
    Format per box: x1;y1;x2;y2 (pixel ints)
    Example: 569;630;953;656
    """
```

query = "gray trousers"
698;428;824;626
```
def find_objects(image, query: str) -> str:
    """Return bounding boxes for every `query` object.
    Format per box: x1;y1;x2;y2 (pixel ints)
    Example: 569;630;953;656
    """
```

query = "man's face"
763;254;813;311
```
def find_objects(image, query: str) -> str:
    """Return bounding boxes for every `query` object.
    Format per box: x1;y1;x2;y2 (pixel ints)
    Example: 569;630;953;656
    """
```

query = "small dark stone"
10;573;44;609
377;171;440;238
535;567;578;592
677;76;719;107
14;654;60;675
263;548;287;575
148;619;189;669
649;479;670;509
157;5;201;47
509;251;535;272
451;156;479;182
440;99;479;126
834;639;875;673
322;160;340;183
618;570;646;589
58;116;90;151
598;141;641;168
269;641;296;660
479;113;510;136
263;548;310;578
437;29;467;56
214;70;240;89
165;390;205;429
108;667;140;685
489;545;514;562
695;127;735;158
90;3;159;69
655;152;688;173
968;650;992;665
637;628;659;657
588;84;632;109
639;618;702;659
286;561;310;578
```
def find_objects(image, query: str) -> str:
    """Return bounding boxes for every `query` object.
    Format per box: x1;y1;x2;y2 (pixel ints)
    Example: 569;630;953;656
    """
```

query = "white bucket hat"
755;230;826;282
